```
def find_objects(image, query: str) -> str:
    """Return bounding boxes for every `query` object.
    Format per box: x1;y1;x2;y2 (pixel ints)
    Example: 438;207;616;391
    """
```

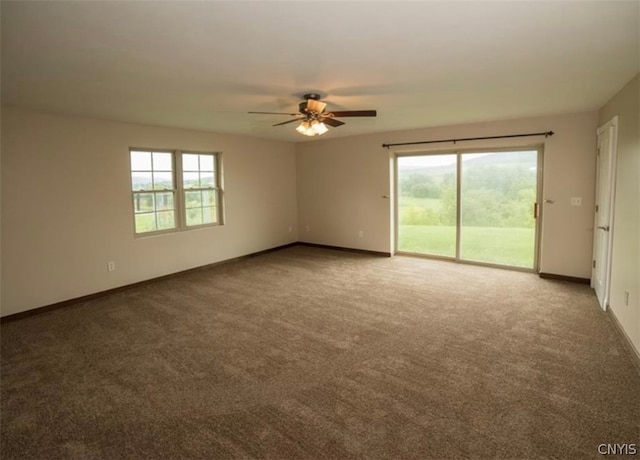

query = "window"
130;149;223;235
182;153;219;227
131;150;176;233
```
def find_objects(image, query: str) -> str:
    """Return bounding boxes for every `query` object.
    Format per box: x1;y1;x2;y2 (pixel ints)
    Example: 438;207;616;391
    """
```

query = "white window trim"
130;148;224;237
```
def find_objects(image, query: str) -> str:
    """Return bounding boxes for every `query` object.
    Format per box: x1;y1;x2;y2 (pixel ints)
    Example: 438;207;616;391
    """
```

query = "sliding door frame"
394;144;544;273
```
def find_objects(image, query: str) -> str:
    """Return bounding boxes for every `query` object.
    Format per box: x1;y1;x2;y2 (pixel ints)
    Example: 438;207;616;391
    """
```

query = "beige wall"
296;112;599;277
1;108;298;316
599;74;640;354
0;107;606;319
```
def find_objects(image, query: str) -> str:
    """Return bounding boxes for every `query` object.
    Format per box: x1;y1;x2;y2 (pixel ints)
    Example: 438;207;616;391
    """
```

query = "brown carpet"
1;245;639;459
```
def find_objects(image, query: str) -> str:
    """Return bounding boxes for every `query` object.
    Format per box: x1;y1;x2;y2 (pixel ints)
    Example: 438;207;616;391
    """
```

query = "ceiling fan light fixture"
311;120;329;135
295;119;328;137
296;121;312;135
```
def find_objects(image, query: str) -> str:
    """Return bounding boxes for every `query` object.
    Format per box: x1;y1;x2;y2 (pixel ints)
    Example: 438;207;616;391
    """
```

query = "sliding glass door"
396;148;541;270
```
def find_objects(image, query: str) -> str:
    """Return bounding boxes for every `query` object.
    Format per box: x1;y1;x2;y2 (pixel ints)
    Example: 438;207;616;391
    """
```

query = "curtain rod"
382;131;554;149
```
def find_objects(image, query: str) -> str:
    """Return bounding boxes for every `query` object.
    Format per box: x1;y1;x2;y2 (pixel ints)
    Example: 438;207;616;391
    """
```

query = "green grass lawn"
398;196;442;211
398;225;535;268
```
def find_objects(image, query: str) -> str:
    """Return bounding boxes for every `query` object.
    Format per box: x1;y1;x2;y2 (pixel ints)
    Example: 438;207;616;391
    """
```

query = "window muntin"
131;151;177;234
129;149;222;235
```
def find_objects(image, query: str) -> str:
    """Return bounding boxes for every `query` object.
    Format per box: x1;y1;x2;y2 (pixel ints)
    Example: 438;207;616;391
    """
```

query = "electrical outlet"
288;226;292;233
358;230;364;238
624;291;629;306
305;226;310;233
570;197;582;206
107;261;116;272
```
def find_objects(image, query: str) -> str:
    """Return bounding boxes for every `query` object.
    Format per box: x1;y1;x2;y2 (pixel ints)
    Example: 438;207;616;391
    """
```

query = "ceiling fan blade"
326;110;377;117
248;111;299;116
321;117;345;127
273;117;304;127
306;99;327;114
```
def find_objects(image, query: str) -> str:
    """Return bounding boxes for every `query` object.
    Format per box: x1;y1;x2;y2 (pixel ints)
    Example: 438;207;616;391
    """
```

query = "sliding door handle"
597;225;610;231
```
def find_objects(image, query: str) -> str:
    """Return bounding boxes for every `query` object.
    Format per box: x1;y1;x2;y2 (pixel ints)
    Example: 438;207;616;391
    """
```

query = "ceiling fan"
249;93;377;137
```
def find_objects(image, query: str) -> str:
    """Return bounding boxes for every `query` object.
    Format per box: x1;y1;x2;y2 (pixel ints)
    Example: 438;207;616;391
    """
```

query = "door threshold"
395;251;536;273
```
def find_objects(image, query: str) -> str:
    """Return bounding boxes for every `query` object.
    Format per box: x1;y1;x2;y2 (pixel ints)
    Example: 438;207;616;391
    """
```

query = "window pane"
202;206;217;224
135;213;157;233
153;152;172;171
200;155;214;171
183;154;199;171
155;192;174;211
202;190;217;207
131;151;151;171
460;150;537;268
185;191;202;208
132;172;153;191
200;173;215;188
153;172;173;190
133;193;154;213
397;154;457;257
183;172;200;189
186;208;203;226
156;211;176;230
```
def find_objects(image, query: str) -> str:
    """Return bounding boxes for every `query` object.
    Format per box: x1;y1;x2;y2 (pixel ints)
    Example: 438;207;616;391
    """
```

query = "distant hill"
399;151;537;176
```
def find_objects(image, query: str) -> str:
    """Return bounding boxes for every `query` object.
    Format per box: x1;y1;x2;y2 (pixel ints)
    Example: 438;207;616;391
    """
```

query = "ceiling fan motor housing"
303;93;321;100
299;93;322;115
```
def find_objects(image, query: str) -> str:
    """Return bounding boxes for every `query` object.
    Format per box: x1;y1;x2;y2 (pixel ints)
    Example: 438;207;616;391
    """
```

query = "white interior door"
592;117;618;310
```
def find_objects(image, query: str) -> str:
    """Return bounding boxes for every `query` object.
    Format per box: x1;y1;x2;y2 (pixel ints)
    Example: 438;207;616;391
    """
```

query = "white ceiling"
2;1;639;143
